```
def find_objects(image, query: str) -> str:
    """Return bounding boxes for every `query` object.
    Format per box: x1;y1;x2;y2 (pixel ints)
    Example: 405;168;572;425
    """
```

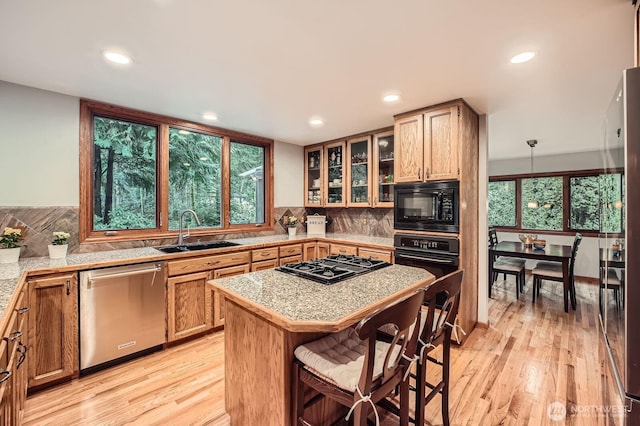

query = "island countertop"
209;263;434;333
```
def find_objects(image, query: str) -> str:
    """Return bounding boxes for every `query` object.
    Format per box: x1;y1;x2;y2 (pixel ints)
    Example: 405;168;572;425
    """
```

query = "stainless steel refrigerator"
600;66;640;423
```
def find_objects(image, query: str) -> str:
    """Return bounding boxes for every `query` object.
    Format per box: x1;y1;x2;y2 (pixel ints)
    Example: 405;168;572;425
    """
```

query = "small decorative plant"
51;231;71;245
286;216;298;228
0;227;23;249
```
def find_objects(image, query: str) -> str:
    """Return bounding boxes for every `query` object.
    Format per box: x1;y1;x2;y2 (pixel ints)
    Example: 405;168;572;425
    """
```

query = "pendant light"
526;140;539;208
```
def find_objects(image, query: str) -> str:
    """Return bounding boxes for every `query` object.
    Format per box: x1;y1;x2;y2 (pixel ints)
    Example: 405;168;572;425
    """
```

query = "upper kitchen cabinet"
304;146;323;207
395;102;468;182
394;114;424;182
372;130;395;207
346;136;371;207
325;141;346;207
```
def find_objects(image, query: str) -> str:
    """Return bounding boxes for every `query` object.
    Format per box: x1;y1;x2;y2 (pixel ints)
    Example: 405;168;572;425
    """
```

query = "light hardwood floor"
23;276;624;425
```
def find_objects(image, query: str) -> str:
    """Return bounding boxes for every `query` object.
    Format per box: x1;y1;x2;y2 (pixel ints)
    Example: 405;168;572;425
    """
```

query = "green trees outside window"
230;142;265;225
489;172;624;234
488;181;516;227
168;128;222;229
93;117;157;230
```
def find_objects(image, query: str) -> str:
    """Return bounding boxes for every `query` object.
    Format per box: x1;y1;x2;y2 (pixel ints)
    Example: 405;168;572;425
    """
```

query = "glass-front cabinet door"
304;146;323;207
373;130;395;207
347;136;371;207
324;141;346;207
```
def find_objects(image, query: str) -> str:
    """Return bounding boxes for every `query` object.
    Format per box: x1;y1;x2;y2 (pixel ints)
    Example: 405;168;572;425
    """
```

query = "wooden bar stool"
292;290;424;426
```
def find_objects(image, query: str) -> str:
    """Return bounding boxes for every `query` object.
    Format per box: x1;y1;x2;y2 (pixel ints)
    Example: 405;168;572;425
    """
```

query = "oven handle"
395;252;457;265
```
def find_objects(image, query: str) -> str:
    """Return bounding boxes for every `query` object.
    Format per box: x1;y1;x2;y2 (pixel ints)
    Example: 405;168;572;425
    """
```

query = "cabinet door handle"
426;167;430;178
17;307;29;315
261;252;269;257
207;260;220;266
418;168;421;180
8;330;22;341
66;279;70;295
16;342;27;369
0;370;11;384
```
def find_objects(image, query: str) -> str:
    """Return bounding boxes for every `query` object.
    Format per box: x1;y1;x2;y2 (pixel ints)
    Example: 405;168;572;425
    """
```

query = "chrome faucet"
178;209;201;245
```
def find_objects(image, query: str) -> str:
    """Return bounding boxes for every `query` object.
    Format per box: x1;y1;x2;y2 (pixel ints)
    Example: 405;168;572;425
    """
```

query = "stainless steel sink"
156;241;241;253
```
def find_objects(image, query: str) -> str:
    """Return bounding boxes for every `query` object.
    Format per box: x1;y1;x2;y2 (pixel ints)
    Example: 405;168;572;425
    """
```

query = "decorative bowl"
518;233;538;247
532;239;546;250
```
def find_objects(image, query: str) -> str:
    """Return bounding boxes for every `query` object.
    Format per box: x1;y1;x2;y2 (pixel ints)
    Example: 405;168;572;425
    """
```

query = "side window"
488;180;516;227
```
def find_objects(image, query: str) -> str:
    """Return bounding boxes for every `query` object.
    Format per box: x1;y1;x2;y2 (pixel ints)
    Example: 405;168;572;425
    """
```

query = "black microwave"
393;181;459;233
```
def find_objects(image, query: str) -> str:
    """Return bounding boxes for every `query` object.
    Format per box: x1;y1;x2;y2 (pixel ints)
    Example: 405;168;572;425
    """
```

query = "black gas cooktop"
276;254;391;284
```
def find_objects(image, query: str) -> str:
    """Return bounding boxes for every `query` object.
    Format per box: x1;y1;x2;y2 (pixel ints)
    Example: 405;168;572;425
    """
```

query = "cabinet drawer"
329;243;358;256
279;255;302;266
168;251;250;276
251;247;278;262
279;244;302;258
358;248;393;263
251;259;278;272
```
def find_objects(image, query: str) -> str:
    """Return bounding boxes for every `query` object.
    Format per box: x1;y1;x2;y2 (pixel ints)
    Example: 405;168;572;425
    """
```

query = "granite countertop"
0;233;394;321
210;264;432;332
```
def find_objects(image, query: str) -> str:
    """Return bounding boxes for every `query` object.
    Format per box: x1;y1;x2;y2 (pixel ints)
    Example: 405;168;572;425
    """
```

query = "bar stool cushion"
495;257;526;266
294;327;400;392
603;268;622;285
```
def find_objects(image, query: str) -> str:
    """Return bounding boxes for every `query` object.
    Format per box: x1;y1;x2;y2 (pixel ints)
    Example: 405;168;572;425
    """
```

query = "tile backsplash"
0;206;392;258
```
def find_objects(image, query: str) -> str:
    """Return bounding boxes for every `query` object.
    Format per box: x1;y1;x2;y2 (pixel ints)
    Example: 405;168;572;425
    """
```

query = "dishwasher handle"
87;264;162;284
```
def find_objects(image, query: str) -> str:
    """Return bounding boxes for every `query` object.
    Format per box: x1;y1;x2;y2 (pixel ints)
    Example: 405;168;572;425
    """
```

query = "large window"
80;100;273;242
489;170;624;235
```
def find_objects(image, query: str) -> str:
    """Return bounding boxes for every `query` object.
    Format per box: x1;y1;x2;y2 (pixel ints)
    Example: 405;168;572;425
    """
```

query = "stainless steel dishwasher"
79;262;166;372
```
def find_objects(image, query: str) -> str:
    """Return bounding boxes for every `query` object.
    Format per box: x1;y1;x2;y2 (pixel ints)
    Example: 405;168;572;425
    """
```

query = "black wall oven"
394;181;459;233
394;233;459;279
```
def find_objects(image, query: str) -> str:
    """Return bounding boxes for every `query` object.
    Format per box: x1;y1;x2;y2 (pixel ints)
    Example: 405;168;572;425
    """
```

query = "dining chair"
292;289;424;426
488;228;526;298
599;267;624;312
531;233;582;305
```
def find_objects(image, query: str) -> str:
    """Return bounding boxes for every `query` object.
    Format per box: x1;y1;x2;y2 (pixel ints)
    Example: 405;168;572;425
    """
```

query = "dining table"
489;240;575;312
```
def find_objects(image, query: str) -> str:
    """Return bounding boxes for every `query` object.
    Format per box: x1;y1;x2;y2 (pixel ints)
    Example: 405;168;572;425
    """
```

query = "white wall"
0;81;79;206
274;141;303;207
0;81;304;209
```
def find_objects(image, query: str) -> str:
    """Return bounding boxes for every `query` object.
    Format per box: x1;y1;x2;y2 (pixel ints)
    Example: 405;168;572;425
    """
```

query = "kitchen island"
209;263;434;425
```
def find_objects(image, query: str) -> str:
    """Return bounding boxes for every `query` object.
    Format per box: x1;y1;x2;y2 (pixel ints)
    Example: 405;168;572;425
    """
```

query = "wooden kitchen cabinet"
329;243;358;256
394;113;424;183
346;135;372;207
324;141;346;207
304;145;324;207
212;264;250;328
168;251;250;339
317;242;329;258
372;130;395;207
303;242;317;260
394;103;460;182
251;259;278;272
167;271;212;342
279;255;302;266
0;287;28;424
27;273;78;389
358;247;393;263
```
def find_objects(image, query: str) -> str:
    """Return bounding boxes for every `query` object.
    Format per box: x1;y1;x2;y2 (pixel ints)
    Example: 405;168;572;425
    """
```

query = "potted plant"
286;216;299;237
48;231;70;259
0;227;24;263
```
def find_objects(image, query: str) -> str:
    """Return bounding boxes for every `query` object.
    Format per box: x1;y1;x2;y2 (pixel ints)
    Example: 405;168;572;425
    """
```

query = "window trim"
489;168;624;237
80;99;274;243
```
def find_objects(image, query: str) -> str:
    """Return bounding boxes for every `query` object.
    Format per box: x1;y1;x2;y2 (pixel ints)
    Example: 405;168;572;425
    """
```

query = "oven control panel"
394;234;459;255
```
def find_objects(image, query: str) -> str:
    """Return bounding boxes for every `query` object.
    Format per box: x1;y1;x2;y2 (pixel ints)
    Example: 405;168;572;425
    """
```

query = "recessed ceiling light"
510;51;535;64
383;94;400;103
202;112;218;121
103;50;132;65
309;117;324;128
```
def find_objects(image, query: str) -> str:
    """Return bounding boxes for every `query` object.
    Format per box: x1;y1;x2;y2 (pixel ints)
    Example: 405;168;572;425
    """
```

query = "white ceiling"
0;0;634;159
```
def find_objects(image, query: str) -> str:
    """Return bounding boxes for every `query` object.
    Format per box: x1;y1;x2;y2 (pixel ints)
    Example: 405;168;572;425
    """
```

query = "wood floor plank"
23;276;627;425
